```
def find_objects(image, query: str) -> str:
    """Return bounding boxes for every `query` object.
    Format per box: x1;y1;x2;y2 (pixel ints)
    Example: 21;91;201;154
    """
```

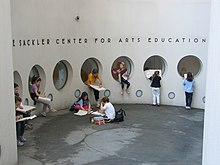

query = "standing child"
112;62;130;95
70;92;91;112
15;96;26;147
149;71;161;106
183;72;195;110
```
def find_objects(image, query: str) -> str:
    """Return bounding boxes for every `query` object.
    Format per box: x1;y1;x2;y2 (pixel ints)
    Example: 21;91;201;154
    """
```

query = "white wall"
0;0;18;164
11;0;210;109
203;0;220;164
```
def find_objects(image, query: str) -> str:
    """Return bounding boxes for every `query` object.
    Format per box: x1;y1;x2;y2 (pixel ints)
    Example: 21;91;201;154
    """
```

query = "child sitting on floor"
98;96;116;122
70;92;91;113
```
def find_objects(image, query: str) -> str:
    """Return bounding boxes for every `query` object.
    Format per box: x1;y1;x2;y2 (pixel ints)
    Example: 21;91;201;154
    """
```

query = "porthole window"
24;98;29;105
136;90;143;97
104;89;111;97
13;71;23;97
168;92;175;99
111;56;133;81
47;93;53;102
74;89;81;98
53;61;68;90
177;55;202;77
202;96;206;103
28;65;46;95
81;58;102;84
143;55;167;78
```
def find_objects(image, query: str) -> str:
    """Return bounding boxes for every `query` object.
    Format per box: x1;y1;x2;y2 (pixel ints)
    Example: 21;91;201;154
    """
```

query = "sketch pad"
144;69;162;79
91;111;105;116
74;110;88;116
38;97;51;104
16;105;36;113
16;115;37;122
90;85;106;91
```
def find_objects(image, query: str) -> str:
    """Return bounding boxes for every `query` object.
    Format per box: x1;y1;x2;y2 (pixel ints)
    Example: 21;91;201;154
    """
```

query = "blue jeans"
185;92;193;107
16;121;25;139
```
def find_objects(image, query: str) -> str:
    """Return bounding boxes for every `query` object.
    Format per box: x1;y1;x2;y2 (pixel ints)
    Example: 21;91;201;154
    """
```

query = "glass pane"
177;55;201;77
81;58;99;83
53;61;68;90
111;56;132;81
143;55;166;75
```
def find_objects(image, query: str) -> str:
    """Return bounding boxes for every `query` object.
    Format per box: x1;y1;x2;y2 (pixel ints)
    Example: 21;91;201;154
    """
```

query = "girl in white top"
99;97;115;120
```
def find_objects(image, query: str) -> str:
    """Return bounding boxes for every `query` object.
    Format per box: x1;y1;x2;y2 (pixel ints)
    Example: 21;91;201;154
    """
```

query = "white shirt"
103;102;115;120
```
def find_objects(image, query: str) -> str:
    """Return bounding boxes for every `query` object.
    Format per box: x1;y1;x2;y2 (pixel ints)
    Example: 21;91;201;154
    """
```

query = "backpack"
114;108;126;122
69;103;79;113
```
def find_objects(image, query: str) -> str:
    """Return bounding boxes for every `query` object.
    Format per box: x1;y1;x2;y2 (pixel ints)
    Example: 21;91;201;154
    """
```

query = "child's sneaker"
17;140;24;147
50;109;57;112
19;136;26;142
41;112;47;117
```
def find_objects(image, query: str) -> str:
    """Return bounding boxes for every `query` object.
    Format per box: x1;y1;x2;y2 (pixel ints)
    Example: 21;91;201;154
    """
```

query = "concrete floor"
18;104;204;165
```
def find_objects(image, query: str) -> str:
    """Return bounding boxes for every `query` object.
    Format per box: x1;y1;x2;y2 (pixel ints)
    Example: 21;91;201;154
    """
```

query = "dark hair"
77;91;89;102
101;96;109;103
152;71;160;80
187;72;194;82
31;76;41;84
15;95;22;103
14;83;19;88
92;69;98;74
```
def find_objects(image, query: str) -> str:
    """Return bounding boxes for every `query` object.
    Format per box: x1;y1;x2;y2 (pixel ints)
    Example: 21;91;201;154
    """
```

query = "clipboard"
16;105;36;113
38;97;51;104
16;115;37;122
74;110;88;116
90;85;106;91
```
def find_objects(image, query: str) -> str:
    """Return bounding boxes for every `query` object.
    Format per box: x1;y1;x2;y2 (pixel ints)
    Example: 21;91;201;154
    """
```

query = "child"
70;92;91;112
183;72;195;109
149;71;161;106
14;83;23;108
98;97;116;121
14;83;33;130
112;62;130;95
15;96;26;147
87;69;102;107
30;75;56;117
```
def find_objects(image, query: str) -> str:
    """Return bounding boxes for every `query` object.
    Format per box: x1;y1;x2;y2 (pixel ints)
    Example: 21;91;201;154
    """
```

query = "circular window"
136;90;143;97
53;61;68;90
47;93;53;102
168;92;175;99
111;56;133;81
104;89;111;97
202;96;206;103
143;55;167;78
14;71;23;97
28;65;46;95
177;55;202;77
81;58;102;84
74;89;81;98
24;98;29;105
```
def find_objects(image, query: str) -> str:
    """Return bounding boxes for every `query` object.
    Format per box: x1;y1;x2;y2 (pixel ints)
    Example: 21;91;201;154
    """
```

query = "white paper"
90;85;106;91
38;97;51;104
16;115;37;122
74;110;88;116
16;105;36;113
91;111;105;116
144;69;162;79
